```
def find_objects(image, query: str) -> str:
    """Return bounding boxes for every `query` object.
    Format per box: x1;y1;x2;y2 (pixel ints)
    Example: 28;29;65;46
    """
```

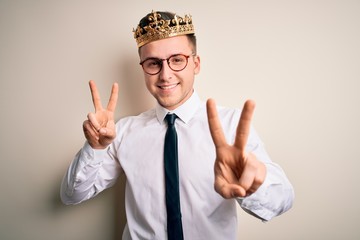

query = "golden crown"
133;11;195;48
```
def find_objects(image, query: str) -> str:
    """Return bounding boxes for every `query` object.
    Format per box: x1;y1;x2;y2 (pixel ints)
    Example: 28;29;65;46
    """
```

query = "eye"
169;55;186;65
144;59;161;68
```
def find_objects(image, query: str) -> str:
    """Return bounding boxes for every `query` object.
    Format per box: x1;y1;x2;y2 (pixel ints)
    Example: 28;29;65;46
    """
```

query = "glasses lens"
168;55;188;71
142;58;161;74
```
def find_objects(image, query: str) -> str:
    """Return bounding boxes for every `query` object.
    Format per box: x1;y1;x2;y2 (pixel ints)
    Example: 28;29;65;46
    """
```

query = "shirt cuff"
81;142;109;165
236;163;285;221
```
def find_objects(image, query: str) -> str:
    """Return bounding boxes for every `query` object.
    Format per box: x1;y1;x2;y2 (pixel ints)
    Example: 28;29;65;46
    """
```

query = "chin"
157;98;179;110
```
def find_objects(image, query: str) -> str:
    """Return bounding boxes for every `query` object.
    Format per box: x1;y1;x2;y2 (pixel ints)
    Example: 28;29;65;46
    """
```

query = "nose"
159;60;173;80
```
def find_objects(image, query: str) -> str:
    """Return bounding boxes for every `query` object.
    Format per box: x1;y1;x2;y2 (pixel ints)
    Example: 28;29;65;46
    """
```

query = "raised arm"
61;80;121;205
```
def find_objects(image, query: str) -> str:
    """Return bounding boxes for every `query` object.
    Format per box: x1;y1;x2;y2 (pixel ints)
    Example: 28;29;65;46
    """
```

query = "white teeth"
160;84;177;90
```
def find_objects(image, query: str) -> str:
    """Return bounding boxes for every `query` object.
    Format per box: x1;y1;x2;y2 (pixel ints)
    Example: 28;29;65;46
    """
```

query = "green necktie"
164;114;183;240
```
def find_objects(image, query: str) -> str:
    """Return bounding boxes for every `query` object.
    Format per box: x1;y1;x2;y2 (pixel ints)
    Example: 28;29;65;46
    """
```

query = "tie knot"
165;114;177;125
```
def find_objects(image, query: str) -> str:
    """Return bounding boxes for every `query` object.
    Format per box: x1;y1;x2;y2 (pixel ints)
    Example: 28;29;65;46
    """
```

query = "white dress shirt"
61;91;294;240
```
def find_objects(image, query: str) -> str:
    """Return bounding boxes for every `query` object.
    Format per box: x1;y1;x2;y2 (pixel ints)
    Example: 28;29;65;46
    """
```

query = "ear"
193;55;201;75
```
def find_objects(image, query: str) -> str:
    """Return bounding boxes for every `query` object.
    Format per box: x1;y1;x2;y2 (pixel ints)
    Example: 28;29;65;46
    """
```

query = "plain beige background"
1;0;359;239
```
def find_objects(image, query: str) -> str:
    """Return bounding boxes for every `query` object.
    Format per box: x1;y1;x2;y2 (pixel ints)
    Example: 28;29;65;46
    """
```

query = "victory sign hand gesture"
206;99;266;198
83;80;119;149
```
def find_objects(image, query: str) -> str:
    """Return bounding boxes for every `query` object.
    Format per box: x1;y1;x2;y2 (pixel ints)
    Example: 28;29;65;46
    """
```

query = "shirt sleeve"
60;141;122;205
236;126;295;221
237;162;294;221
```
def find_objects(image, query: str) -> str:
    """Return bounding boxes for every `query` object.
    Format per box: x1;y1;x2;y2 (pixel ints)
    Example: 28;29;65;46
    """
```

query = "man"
61;11;294;240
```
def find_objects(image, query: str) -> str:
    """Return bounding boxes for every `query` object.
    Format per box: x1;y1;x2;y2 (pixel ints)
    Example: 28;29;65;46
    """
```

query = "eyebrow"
141;53;185;62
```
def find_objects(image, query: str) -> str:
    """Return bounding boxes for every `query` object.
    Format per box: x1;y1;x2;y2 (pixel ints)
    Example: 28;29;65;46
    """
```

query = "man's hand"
83;80;119;149
206;99;266;198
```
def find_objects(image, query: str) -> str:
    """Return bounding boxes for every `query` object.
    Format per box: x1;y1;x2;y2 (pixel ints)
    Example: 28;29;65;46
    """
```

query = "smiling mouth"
158;83;178;90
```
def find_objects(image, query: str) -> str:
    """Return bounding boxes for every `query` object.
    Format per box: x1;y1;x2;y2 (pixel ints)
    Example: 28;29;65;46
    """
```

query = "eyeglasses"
139;54;194;75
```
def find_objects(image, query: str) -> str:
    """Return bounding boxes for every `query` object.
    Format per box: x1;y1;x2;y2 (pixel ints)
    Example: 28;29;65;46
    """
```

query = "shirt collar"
156;90;201;125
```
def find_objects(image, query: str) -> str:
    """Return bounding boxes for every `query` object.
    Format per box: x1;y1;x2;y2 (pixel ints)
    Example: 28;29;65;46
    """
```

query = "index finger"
234;100;256;150
206;98;227;148
89;80;103;112
106;82;118;112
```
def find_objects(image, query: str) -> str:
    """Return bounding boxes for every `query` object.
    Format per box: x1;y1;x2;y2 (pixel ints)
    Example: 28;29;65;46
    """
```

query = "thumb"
101;120;116;138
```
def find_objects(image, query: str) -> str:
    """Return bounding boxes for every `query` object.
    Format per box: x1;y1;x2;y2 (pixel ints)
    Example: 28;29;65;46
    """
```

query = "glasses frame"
139;53;195;75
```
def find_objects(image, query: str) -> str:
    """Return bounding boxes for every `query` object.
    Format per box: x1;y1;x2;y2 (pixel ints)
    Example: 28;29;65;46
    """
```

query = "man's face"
139;35;200;110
